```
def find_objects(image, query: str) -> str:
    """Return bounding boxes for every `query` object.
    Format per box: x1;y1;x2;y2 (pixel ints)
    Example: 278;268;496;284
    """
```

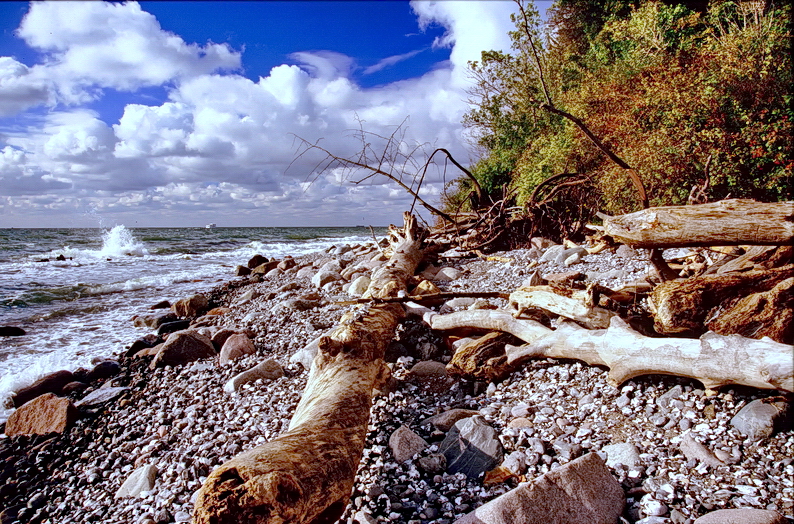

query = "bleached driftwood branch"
508;285;615;329
194;213;426;524
430;311;793;392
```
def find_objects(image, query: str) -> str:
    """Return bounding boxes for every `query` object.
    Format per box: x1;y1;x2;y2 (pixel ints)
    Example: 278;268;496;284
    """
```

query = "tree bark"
599;199;794;248
194;214;426;524
649;265;794;341
430;311;793;392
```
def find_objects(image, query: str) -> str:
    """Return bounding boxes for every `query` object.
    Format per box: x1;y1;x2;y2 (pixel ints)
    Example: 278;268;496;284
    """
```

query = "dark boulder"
0;326;25;337
247;254;269;269
157;320;191;335
12;370;74;408
88;360;121;381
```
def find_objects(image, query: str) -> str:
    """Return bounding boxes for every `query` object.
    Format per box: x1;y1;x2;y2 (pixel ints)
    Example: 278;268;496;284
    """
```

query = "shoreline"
1;241;791;524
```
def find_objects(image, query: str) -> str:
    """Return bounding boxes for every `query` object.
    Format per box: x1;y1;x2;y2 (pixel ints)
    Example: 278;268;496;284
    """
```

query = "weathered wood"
599;199;794;248
430;311;793;392
509;285;615;329
649;265;793;341
707;276;793;342
446;332;516;381
194;214;426;524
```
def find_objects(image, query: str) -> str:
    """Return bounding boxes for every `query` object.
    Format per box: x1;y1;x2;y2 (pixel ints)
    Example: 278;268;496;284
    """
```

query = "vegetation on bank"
446;0;792;215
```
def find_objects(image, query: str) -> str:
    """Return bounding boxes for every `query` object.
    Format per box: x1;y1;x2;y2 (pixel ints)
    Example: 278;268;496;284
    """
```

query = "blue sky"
0;1;550;227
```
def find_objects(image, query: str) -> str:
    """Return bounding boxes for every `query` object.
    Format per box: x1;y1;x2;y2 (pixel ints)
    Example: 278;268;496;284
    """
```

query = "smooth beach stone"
679;432;723;467
694;509;787;524
224;359;284;393
150;330;215;368
133;310;177;329
312;269;343;288
389;425;429;463
5;393;77;436
115;464;157;499
12;370;74;407
421;409;480;432
453;453;624;524
246;254;268;269
88;360;120;381
277;257;297;271
730;397;790;441
347;275;371;297
157;320;191;335
433;267;464;281
602;442;641;468
149;300;171;310
539;244;566;263
171;294;209;318
75;386;129;407
235;265;251;276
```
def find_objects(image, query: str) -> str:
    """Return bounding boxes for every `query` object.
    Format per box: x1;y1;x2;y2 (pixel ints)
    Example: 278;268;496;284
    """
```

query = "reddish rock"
171;294;209;318
12;370;74;407
453;452;624;524
421;409;480;432
150;330;215;368
219;334;256;365
205;307;231;316
5;393;77;436
277;257;296;271
694;509;787;524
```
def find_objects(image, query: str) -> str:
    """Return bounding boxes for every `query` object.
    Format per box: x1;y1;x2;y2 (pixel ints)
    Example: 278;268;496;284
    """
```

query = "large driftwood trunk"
194;214;425;524
430;311;793;393
649;265;794;341
599;199;794;248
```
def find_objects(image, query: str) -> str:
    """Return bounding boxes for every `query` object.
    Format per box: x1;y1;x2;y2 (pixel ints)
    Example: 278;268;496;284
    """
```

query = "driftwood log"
508;285;615;329
429;311;793;393
649;265;793;342
194;214;426;524
599;199;794;248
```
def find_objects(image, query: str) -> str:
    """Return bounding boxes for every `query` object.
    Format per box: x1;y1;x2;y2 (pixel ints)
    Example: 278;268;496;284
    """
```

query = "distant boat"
205;223;217;229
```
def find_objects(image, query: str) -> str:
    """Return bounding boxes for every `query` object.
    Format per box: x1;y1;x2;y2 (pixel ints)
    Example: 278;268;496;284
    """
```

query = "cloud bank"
1;1;517;227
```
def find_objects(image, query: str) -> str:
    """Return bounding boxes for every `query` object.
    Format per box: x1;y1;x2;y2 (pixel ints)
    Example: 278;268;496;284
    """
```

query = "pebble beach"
1;239;792;524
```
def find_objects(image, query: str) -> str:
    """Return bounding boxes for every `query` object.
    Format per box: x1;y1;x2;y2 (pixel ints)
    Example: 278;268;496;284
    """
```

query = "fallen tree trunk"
194;213;426;524
599;199;794;248
649;265;794;341
430;311;793;392
508;285;615;329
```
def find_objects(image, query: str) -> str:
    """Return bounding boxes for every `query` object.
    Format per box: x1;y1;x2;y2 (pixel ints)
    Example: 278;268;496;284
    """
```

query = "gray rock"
224;359;284;393
115;465;157;499
453;453;624;524
312;269;343;288
616;244;639;258
279;298;320;311
539;244;566;263
150;330;215;368
563;252;583;266
233;289;260;306
352;510;378;524
555;246;588;264
389;425;428;463
679;432;723;468
602;442;641;468
434;267;464;281
75;386;129;407
693;509;787;524
420;409;480;432
439;415;503;479
417;454;447;474
657;385;684;410
501;450;527;475
730;397;790;441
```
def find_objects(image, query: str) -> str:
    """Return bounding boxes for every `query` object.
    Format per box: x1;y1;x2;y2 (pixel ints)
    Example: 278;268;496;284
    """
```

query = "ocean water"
0;225;384;424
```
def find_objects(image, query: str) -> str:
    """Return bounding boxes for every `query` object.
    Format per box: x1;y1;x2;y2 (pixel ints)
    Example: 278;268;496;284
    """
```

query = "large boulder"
246;254;268;269
439;415;503;479
150;330;215;368
312;269;343;288
454;452;624;524
171;294;209;318
5;393;77;436
12;370;74;407
348;275;371;297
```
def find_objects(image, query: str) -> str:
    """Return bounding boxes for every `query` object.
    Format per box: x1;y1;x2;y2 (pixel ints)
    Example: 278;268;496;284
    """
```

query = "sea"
0;225;386;424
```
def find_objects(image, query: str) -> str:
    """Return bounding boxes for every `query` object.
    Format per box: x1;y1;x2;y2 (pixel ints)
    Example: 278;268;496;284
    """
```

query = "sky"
0;1;550;228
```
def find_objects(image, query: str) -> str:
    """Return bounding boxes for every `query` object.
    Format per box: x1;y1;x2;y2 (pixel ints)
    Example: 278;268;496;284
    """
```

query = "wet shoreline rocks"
1;239;792;524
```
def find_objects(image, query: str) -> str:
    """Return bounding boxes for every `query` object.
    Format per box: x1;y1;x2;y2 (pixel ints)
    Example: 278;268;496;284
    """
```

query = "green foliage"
454;0;792;215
